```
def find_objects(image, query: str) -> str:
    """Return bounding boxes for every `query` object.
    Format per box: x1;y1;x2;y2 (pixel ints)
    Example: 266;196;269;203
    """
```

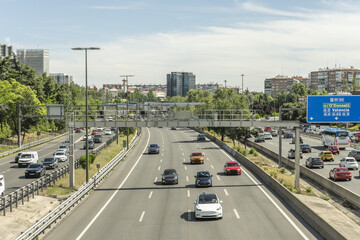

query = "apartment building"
308;67;360;93
264;75;308;96
17;49;49;75
0;44;13;59
50;73;73;85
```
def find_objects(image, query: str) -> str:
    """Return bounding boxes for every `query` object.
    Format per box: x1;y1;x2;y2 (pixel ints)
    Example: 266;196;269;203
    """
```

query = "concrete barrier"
194;129;347;240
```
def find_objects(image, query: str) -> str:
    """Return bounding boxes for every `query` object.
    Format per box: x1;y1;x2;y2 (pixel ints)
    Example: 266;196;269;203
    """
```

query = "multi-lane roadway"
44;127;321;240
0;129;115;195
251;133;360;195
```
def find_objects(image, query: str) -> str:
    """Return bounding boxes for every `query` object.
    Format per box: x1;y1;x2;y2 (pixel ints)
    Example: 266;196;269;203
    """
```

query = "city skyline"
2;0;360;91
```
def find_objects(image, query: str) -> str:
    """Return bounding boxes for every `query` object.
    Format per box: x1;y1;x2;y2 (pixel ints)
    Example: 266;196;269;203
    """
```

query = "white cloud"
241;1;309;18
51;3;360;92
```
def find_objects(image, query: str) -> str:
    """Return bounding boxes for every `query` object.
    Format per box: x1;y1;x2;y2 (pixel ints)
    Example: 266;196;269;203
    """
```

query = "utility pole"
120;75;134;150
224;80;227;88
241;74;244;94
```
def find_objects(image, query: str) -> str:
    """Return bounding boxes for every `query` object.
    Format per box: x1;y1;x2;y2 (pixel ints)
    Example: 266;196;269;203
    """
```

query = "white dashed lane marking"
154;177;157;183
184;166;187;170
187;190;190;198
139;211;146;222
148;191;153;199
224;189;229;196
187;209;192;220
217;175;221;181
211;164;214;169
158;166;161;171
233;209;240;219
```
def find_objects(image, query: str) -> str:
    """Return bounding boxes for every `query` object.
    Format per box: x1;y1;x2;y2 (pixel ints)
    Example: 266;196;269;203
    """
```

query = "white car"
82;135;92;141
97;127;103;132
264;132;273;140
54;151;68;162
105;129;111;135
194;192;223;220
339;157;359;170
108;117;113;121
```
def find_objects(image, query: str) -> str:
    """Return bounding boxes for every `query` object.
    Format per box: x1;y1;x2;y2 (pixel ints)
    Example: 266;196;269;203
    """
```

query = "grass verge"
41;133;135;197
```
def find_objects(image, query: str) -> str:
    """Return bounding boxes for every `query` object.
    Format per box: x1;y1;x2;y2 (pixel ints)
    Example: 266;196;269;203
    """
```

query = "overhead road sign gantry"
307;95;360;123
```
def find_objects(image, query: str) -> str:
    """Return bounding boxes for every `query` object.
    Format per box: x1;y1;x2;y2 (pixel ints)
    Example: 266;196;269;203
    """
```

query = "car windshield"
197;172;210;177
192;153;203;156
301;144;309;148
227;162;239;167
21;154;31;158
324;153;332;155
337;132;348;137
198;194;218;204
330;146;338;149
28;164;41;168
44;158;54;163
312;158;322;162
164;170;176;175
55;152;64;156
150;144;158;148
346;159;355;162
95;135;101;138
59;146;66;149
337;168;349;172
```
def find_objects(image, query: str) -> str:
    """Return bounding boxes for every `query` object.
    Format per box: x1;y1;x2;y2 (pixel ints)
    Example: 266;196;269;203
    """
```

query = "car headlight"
196;206;202;211
25;170;29;173
216;206;222;211
196;180;200;183
36;170;42;172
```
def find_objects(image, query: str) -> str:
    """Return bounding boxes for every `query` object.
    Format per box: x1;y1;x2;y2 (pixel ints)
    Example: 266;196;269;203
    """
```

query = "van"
18;151;39;167
0;175;4;196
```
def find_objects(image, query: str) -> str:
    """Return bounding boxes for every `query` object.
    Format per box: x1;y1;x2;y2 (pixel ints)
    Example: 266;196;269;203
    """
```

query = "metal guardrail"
0;132;68;158
15;129;141;240
0;132;119;216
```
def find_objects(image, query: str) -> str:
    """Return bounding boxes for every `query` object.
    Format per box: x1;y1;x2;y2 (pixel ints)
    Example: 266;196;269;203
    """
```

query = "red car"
327;145;340;155
329;167;352;181
265;127;272;132
91;129;98;135
224;161;241;175
75;128;82;133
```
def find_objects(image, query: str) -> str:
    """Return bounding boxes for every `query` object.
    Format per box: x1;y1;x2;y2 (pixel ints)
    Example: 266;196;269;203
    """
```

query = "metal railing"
0;132;120;215
0;132;68;158
15;129;141;240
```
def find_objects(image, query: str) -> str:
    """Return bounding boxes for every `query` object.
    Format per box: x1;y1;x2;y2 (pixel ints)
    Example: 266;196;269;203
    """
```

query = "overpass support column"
295;126;300;189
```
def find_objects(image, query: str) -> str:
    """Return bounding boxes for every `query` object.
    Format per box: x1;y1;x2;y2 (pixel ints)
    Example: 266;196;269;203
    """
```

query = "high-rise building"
196;83;222;93
0;44;13;59
17;49;49;76
167;72;196;97
50;73;73;85
264;75;308;96
308;67;360;93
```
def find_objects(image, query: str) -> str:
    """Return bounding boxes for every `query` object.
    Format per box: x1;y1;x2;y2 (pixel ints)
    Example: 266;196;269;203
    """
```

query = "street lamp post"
72;47;100;183
241;74;244;94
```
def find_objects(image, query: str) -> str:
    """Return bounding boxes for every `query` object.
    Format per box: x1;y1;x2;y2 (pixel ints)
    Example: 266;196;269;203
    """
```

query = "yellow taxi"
318;151;334;162
190;152;205;164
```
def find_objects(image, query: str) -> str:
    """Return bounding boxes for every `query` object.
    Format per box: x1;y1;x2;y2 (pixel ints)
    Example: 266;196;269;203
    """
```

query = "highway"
0;129;115;195
251;133;360;195
44;127;321;240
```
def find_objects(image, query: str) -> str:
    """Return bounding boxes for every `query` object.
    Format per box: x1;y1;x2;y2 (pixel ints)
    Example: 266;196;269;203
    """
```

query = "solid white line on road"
184;166;187;170
233;209;240;219
148;191;153;199
76;128;151;240
211;141;309;240
187;190;190;198
139;211;145;222
211;164;214;169
154;177;158;183
217;175;221;181
186;176;189;181
224;189;229;196
188;209;192;220
158;166;161;171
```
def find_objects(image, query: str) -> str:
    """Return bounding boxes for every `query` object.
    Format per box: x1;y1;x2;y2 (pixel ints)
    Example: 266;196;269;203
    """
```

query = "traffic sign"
307;95;360;123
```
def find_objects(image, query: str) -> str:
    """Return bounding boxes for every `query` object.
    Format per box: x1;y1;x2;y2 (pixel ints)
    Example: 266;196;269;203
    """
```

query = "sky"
2;0;360;91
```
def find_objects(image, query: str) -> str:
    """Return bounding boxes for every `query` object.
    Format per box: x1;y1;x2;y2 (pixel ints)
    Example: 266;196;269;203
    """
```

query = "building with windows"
196;83;222;93
167;72;196;97
0;44;13;59
17;49;49;75
264;75;308;96
308;67;360;93
50;73;73;85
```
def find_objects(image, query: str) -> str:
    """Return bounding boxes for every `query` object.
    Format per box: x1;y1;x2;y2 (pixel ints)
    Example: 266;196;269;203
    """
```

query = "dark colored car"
284;132;294;138
348;150;360;161
110;127;116;131
329;167;352;181
291;136;303;144
224;161;241;175
93;134;103;143
171;126;177;130
300;144;312;153
25;163;46;178
197;134;206;141
15;152;22;163
148;144;160;154
42;157;59;169
195;171;213;187
328;145;340;155
305;157;324;168
161;169;178;185
84;140;95;149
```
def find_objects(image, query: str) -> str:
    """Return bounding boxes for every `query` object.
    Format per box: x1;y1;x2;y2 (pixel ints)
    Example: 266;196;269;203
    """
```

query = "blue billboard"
307;95;360;123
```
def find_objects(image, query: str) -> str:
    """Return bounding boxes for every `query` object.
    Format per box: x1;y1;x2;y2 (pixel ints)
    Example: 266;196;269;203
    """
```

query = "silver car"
339;157;359;170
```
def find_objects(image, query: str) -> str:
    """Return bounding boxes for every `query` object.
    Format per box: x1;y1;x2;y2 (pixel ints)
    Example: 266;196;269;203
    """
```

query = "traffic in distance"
253;126;359;184
0;127;116;195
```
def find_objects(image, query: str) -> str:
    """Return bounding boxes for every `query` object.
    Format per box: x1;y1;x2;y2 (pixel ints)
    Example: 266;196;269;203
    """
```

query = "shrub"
241;149;247;156
306;187;312;194
249;147;255;154
291;170;295;175
279;168;286;174
79;154;97;169
253;152;258;157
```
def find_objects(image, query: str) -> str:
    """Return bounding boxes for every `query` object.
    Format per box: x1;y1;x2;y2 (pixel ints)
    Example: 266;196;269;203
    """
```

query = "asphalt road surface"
44;127;322;240
251;133;360;195
0;129;115;195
